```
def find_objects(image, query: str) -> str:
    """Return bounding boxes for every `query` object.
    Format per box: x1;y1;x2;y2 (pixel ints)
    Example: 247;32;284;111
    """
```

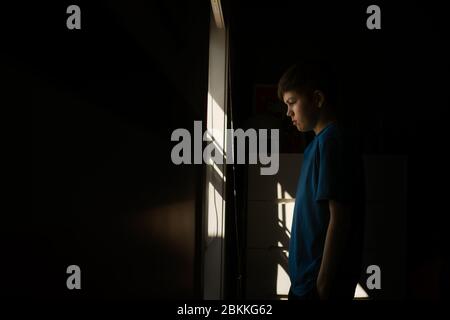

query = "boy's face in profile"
283;90;320;132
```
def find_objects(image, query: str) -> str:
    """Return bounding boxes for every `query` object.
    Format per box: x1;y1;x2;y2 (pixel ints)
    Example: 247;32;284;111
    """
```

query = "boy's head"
278;61;337;132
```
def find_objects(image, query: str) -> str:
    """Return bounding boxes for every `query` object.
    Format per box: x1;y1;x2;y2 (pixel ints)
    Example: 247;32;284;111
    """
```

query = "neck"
313;110;336;135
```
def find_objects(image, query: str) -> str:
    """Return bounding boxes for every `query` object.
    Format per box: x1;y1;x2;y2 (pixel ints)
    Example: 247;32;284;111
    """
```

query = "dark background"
227;0;449;300
4;0;448;299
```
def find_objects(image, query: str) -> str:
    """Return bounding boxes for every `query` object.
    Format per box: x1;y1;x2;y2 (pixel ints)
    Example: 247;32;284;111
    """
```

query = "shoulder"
317;123;342;151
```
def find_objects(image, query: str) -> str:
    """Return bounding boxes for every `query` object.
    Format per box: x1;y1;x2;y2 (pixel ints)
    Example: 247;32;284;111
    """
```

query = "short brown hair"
277;61;337;106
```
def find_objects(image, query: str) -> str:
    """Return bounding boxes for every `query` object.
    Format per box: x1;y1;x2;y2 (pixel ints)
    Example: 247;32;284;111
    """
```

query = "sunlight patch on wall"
354;283;369;299
276;263;291;295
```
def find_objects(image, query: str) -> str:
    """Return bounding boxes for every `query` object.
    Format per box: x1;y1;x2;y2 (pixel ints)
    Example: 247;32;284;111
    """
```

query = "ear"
314;90;325;108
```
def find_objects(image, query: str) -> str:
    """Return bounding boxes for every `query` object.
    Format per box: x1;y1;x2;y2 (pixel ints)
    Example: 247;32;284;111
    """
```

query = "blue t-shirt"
288;122;364;297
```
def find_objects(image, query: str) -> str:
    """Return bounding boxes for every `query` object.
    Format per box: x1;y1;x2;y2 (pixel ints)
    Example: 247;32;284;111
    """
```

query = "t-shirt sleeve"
314;137;347;202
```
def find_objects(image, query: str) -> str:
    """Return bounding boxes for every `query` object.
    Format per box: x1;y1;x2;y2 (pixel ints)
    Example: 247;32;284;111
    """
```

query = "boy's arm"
316;199;351;299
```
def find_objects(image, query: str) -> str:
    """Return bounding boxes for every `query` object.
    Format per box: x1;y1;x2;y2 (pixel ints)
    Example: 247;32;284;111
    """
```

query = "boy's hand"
316;280;330;300
316;199;351;300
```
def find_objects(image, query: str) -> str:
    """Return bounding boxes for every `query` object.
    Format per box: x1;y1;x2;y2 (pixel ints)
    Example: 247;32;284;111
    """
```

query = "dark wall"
9;1;210;298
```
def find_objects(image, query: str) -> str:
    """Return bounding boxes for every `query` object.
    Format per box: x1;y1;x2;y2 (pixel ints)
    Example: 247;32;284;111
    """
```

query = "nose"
286;108;292;117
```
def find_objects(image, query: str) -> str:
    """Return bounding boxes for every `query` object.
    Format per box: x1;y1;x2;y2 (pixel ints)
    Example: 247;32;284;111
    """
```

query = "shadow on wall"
245;154;407;300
